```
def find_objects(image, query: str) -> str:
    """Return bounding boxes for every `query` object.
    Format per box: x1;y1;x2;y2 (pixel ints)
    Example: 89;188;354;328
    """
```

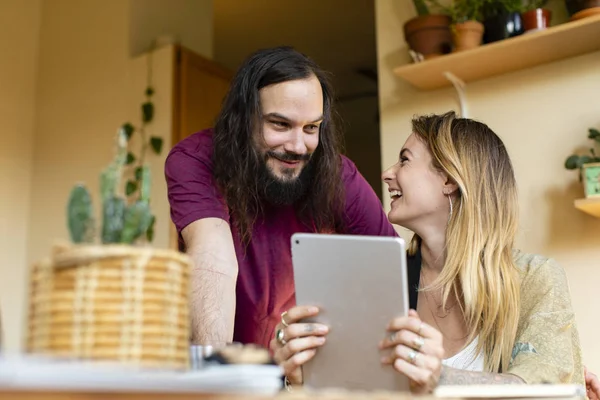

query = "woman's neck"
419;229;447;274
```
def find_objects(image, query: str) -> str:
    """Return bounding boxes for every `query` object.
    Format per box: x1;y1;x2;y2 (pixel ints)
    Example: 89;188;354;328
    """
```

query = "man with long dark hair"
165;46;396;349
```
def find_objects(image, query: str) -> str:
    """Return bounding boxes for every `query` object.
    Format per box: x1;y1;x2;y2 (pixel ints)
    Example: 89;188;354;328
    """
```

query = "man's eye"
272;121;287;128
306;125;319;131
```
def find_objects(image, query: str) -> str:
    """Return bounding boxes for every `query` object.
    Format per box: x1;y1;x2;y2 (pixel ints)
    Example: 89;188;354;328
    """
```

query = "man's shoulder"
169;128;214;159
339;154;361;183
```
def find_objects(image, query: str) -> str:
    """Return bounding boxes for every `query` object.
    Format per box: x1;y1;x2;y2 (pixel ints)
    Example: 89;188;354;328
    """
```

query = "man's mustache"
266;151;311;162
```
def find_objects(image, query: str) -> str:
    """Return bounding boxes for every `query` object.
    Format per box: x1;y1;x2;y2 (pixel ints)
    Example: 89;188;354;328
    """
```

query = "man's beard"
257;151;315;206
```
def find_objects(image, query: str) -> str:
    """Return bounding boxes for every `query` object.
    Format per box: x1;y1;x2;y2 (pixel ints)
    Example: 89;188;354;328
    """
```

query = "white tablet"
291;233;410;392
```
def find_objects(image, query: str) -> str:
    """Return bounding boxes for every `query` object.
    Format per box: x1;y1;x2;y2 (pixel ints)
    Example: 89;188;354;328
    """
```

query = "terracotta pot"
565;0;600;16
452;20;484;52
521;8;552;32
403;15;452;59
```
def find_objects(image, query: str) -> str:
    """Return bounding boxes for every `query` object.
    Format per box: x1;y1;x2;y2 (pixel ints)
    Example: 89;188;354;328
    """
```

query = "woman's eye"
306;124;319;132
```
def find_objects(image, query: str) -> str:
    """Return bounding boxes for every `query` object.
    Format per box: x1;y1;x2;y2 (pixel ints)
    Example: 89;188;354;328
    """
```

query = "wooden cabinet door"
172;45;232;146
169;46;232;249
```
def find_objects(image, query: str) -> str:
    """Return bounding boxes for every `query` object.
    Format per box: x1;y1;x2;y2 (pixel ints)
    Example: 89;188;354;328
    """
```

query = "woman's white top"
441;336;485;372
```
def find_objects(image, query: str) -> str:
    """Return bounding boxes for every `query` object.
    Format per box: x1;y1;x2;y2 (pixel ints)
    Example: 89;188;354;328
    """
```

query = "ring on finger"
407;350;418;365
281;311;290;327
388;331;397;342
276;328;287;346
412;335;425;351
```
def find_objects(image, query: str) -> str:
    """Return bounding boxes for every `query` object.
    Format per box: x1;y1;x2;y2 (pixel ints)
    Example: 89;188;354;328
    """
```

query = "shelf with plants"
395;0;600;90
565;126;600;219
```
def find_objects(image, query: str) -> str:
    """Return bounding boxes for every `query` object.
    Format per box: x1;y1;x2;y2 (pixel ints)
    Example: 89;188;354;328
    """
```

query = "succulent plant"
565;128;600;182
67;81;162;245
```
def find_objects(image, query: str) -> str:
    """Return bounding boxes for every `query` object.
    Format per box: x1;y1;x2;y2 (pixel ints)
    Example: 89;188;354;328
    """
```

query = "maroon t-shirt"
165;129;398;348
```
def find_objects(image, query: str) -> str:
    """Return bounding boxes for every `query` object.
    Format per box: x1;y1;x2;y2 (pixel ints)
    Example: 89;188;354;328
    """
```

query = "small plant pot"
452;20;484;52
403;14;452;59
521;8;552;33
565;0;600;19
27;244;192;370
483;12;524;43
582;162;600;198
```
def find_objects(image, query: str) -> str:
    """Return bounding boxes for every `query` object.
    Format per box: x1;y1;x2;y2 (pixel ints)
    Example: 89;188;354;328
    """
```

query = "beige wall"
0;0;42;352
376;0;600;373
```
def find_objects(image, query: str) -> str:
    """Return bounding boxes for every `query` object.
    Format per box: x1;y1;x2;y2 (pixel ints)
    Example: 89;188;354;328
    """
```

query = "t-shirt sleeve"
164;146;229;234
340;156;397;237
507;256;584;386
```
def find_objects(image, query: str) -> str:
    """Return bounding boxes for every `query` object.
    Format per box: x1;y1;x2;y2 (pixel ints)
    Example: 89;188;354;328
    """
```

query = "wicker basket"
27;244;191;370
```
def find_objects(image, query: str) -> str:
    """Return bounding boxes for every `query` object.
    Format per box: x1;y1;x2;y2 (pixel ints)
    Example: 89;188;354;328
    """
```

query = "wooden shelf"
574;198;600;218
393;14;600;90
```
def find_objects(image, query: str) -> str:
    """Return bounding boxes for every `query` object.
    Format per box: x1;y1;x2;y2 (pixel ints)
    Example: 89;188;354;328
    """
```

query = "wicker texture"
27;245;191;370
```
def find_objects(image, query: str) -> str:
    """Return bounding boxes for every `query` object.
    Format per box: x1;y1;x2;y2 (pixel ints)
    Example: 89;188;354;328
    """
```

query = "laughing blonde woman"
271;111;585;393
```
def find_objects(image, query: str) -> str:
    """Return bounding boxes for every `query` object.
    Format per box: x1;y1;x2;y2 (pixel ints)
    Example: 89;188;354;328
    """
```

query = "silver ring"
413;336;425;351
407;350;417;365
276;328;287;346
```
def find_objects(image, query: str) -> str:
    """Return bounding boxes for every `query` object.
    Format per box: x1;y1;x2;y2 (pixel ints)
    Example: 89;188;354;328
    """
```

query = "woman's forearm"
439;366;525;385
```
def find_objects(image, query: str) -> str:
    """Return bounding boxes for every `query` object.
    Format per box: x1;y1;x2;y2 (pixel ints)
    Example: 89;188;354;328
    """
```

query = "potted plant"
403;0;453;60
430;0;486;52
27;84;193;370
521;0;551;32
565;127;600;197
481;0;525;43
565;0;600;20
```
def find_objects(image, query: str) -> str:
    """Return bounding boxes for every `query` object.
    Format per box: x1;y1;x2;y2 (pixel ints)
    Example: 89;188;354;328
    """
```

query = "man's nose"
284;129;308;155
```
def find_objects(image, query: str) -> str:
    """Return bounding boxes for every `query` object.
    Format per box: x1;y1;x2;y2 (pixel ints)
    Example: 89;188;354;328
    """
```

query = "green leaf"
126;152;136;165
580;155;592;166
565;155;580;170
146;215;156;242
142;102;154;123
125;180;138;196
588;128;600;139
150;136;163;154
145;87;155;97
101;196;125;244
67;185;94;243
135;166;143;181
122;123;135;140
413;0;430;15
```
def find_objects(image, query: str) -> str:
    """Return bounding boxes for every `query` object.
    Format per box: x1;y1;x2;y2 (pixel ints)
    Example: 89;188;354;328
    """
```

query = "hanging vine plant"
67;50;163;245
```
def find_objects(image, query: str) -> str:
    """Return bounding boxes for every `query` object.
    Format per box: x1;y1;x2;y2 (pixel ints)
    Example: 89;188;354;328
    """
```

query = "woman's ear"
442;177;459;196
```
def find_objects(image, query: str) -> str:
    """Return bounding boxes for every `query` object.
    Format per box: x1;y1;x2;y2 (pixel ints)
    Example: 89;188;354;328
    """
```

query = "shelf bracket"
443;72;468;118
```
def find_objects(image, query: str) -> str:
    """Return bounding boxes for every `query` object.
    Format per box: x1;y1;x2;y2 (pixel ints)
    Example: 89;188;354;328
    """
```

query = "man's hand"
586;366;600;400
182;218;239;346
270;306;328;385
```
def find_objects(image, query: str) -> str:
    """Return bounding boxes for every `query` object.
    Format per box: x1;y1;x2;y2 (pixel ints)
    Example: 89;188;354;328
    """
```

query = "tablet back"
291;233;410;392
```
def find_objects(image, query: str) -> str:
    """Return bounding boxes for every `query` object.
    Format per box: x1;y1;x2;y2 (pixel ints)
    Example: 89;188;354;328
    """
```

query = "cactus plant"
66;79;163;245
67;185;95;244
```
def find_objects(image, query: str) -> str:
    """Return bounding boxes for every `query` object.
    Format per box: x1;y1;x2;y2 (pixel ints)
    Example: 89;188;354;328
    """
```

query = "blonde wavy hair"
407;111;520;373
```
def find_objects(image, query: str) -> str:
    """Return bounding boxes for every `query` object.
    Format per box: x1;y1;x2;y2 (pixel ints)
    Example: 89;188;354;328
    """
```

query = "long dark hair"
212;46;345;242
